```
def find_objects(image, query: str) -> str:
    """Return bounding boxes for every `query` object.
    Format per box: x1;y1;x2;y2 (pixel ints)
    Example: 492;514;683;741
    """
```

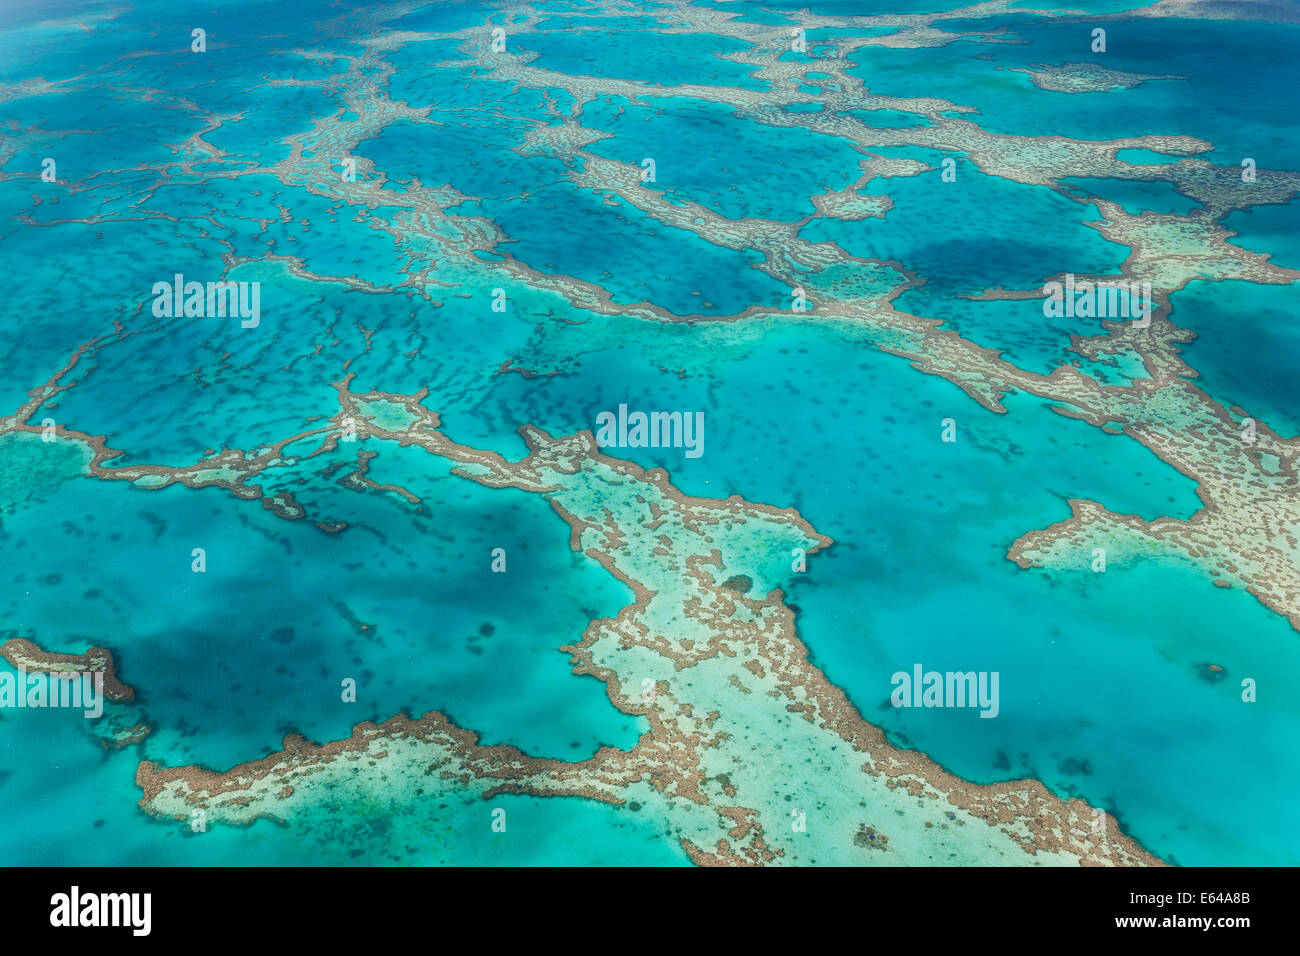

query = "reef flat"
135;380;1157;865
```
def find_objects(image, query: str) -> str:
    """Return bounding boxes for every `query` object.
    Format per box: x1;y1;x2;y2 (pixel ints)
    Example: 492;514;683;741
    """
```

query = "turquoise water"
1;0;1297;867
802;150;1125;297
0;696;688;865
1222;201;1300;272
515;25;770;90
1172;280;1300;439
582;96;868;222
462;236;1300;866
1061;177;1203;217
0;445;642;769
848;17;1300;166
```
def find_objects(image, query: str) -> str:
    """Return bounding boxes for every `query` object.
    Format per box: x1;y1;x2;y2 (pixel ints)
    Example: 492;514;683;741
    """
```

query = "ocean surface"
1;0;1297;866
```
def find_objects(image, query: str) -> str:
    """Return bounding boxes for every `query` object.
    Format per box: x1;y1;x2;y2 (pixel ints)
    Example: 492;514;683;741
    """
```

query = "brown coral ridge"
103;723;152;751
135;711;633;816
0;637;135;702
